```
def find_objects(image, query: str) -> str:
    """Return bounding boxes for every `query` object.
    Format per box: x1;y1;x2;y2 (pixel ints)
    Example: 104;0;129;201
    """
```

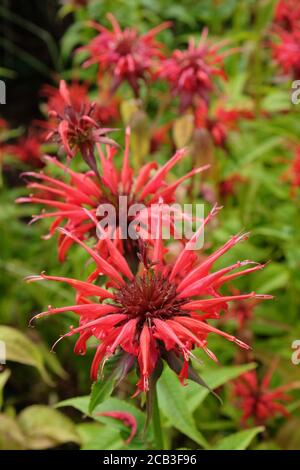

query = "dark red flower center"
115;34;138;56
114;272;186;326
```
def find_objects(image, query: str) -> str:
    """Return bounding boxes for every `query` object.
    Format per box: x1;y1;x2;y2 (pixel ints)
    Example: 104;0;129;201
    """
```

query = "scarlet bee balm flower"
18;128;207;262
46;80;118;175
27;206;272;395
82;14;171;97
159;29;230;111
234;367;300;426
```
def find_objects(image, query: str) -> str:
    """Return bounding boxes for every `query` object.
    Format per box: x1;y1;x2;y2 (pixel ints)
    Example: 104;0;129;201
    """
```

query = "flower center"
114;272;185;324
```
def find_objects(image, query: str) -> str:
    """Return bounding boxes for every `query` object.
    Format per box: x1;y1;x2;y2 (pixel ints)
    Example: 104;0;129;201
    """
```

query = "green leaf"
56;395;90;414
242;137;283;165
77;423;123;450
157;367;209;448
185;363;257;413
0;369;11;409
0;413;26;450
89;380;115;414
0;326;53;385
18;405;80;449
213;427;264;450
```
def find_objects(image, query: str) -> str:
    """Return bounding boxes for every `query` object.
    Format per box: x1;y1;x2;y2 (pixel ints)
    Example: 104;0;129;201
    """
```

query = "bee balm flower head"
159;29;230;111
81;14;170;97
27;206;272;396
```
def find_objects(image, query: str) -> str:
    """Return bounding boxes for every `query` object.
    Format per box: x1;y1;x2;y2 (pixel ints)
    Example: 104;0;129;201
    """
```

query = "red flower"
195;103;253;148
42;81;119;126
234;366;300;426
274;0;300;31
281;146;300;197
219;174;246;199
27;206;271;395
17;128;207;261
5;134;44;168
45;80;118;174
272;29;300;77
159;29;230;111
81;14;170;97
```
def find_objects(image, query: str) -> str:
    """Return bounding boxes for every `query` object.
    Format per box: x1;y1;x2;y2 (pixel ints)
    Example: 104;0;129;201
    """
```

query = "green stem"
152;386;164;450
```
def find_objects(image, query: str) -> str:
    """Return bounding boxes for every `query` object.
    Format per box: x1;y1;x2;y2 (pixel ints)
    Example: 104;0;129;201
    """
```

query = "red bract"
27;206;271;395
97;411;137;444
17;128;207;261
159;29;230;111
234;367;300;426
81;13;170;97
46;80;118;173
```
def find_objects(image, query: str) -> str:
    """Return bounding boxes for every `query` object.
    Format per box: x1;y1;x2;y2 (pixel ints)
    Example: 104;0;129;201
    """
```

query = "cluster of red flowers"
18;122;206;261
10;13;276;406
80;14;248;149
12;13;300;428
19;83;273;396
272;0;300;77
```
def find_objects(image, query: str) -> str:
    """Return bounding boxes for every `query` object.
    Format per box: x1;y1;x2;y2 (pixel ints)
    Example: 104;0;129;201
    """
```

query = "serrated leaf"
213;426;264;450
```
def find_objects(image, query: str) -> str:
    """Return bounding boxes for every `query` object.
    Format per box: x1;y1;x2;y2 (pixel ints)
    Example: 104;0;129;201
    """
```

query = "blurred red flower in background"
281;146;300;197
5;134;44;168
159;29;230;111
27;206;271;395
195;103;253;148
219;174;246;199
272;29;300;78
275;0;300;30
234;367;300;426
81;13;170;97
